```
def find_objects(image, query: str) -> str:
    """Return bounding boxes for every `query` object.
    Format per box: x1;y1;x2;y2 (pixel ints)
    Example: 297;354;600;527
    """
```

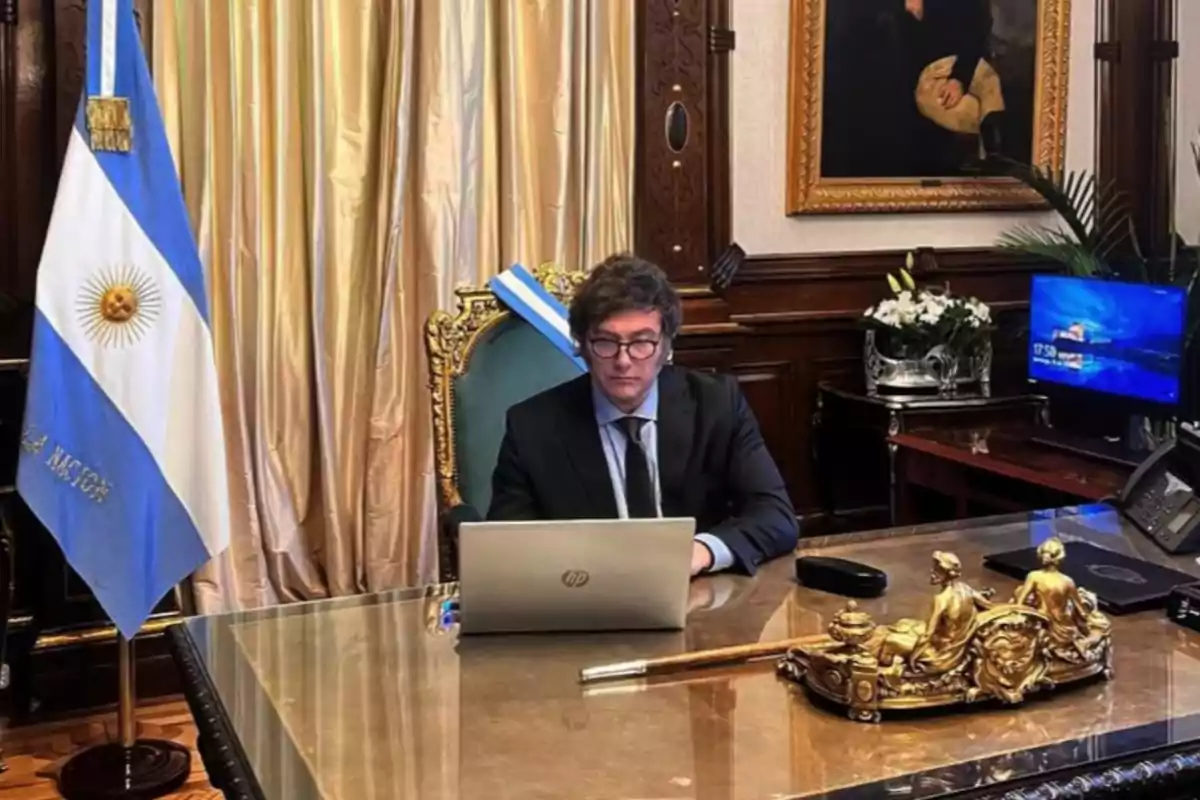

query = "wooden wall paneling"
636;0;723;285
730;359;799;499
671;345;732;374
705;0;732;260
1;0;55;356
726;252;1044;322
1095;0;1177;256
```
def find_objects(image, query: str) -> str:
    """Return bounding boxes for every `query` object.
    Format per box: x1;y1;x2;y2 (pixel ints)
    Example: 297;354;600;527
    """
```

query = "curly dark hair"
568;254;682;344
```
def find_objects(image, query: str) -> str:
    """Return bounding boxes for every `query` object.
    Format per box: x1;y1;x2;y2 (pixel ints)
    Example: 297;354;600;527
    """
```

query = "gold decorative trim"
785;0;1072;214
423;263;586;511
32;614;180;651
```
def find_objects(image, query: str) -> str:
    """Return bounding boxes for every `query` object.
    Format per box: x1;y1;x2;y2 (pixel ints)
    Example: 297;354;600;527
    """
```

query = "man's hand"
904;0;924;20
939;79;965;108
691;541;714;576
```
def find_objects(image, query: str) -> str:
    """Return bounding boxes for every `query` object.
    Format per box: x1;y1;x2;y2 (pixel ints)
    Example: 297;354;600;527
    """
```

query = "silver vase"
864;329;992;397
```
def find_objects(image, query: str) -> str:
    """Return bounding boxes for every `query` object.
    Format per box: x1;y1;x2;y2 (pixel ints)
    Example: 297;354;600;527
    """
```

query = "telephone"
1117;424;1200;554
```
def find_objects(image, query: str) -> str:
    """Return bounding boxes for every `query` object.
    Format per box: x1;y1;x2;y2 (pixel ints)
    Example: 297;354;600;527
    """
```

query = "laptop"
984;540;1198;614
457;517;696;634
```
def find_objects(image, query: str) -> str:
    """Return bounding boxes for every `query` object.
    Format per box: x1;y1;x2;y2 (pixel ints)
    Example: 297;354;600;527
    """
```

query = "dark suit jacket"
486;367;799;574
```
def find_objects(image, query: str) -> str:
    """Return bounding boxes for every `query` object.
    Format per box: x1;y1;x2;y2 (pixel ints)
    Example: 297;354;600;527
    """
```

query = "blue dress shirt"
592;381;735;572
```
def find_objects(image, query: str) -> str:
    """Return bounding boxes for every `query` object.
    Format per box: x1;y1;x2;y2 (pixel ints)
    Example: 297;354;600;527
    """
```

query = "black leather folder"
984;541;1197;614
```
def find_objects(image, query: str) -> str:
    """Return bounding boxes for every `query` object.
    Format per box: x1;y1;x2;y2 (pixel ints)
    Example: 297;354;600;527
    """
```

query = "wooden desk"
170;509;1200;799
891;427;1132;524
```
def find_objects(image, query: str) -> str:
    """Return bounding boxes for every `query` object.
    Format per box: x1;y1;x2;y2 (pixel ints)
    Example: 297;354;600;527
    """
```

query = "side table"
888;428;1131;524
814;380;1048;528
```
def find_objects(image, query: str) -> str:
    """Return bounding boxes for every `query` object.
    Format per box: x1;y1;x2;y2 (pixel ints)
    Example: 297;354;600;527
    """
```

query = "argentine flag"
16;0;229;639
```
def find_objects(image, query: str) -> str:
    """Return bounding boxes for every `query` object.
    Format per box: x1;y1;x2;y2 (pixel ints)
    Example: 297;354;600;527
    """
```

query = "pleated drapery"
153;0;635;613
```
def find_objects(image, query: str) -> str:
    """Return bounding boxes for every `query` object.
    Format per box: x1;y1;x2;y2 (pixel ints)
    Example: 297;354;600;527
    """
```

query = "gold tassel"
86;97;133;153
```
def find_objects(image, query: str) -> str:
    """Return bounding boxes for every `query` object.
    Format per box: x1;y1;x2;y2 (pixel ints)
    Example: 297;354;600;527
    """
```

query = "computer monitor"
1028;275;1188;411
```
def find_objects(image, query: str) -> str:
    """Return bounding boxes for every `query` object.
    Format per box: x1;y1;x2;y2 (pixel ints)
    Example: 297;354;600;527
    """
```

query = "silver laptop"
457;517;696;634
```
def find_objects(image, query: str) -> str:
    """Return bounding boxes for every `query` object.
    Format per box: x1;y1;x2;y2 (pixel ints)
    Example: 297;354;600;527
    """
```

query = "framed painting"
786;0;1072;214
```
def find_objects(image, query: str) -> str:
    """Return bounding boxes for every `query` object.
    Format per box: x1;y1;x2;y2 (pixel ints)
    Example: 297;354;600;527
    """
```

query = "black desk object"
1116;425;1200;554
1169;584;1200;634
794;555;887;597
984;540;1197;614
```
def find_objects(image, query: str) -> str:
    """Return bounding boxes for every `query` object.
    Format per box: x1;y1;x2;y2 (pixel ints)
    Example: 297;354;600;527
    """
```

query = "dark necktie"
616;416;657;518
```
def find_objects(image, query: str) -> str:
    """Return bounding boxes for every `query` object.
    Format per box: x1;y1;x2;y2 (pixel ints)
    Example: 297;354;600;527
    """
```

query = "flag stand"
55;634;191;800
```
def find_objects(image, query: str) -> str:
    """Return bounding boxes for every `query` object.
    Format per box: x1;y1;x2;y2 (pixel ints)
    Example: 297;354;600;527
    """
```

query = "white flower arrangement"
866;290;992;329
862;253;995;360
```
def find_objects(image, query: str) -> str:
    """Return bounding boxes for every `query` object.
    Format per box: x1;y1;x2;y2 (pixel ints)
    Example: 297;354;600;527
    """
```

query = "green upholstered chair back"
452;319;582;514
425;264;588;578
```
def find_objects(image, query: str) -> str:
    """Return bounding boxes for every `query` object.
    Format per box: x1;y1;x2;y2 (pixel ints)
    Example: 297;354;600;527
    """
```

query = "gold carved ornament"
784;0;1072;214
423;263;587;511
777;539;1113;723
87;97;133;154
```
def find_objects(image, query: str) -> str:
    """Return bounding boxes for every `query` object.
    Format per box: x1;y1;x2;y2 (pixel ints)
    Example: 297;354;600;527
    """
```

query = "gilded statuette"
778;539;1114;722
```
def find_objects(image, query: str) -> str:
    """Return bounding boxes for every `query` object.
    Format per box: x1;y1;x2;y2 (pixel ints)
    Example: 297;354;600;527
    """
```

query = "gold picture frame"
785;0;1072;214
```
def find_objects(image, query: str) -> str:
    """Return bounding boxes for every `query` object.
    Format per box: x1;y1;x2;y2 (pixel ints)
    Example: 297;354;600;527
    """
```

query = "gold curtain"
153;0;635;613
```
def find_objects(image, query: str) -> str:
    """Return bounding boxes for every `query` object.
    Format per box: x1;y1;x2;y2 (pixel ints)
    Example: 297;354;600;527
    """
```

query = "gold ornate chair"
424;264;587;581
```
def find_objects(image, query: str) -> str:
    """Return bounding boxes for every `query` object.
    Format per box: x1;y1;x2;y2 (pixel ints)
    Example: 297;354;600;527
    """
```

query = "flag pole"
54;631;192;800
117;634;136;749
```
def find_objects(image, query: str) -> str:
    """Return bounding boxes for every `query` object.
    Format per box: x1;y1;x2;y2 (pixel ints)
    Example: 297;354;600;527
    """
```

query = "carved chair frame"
423;263;586;513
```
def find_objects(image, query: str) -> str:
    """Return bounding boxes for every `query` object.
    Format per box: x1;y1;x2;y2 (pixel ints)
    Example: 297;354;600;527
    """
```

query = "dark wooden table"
890;426;1133;524
815;381;1049;528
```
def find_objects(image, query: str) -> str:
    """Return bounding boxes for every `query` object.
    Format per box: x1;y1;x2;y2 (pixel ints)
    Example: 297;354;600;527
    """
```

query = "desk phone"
1118;425;1200;554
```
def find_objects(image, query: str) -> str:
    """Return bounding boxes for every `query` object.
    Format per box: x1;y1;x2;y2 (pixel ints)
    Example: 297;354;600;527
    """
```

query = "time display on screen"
1032;342;1058;359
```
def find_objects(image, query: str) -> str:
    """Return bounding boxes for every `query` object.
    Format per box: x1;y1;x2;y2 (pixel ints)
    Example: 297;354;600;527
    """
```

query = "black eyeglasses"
588;337;661;361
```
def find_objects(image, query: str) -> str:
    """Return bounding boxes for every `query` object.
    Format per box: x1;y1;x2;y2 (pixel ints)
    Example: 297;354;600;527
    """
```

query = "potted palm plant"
992;133;1200;438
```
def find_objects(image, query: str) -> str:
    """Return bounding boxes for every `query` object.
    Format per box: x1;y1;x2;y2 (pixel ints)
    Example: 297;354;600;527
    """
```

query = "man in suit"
487;254;799;576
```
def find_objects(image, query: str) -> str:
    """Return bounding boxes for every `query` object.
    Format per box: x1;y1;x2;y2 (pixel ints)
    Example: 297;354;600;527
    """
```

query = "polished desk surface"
892;427;1131;501
175;508;1200;799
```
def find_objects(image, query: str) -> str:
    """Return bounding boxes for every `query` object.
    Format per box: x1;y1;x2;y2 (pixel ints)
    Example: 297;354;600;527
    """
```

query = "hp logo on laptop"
561;569;590;588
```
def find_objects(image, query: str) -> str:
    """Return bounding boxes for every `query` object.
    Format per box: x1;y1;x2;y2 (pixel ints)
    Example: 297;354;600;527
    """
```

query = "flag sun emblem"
77;266;162;346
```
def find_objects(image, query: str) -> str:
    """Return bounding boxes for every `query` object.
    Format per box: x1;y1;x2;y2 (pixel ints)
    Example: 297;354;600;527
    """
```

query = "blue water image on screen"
1028;275;1186;405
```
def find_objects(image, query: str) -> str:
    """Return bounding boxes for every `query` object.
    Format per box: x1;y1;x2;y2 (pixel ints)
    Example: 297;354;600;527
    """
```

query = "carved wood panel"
635;0;712;285
1096;0;1177;257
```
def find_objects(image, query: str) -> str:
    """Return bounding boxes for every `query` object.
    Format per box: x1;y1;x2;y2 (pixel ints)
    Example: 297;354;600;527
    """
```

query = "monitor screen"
1028;275;1187;406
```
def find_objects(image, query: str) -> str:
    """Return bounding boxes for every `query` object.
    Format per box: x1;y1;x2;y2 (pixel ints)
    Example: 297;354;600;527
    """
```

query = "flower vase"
924;345;962;397
864;330;992;396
